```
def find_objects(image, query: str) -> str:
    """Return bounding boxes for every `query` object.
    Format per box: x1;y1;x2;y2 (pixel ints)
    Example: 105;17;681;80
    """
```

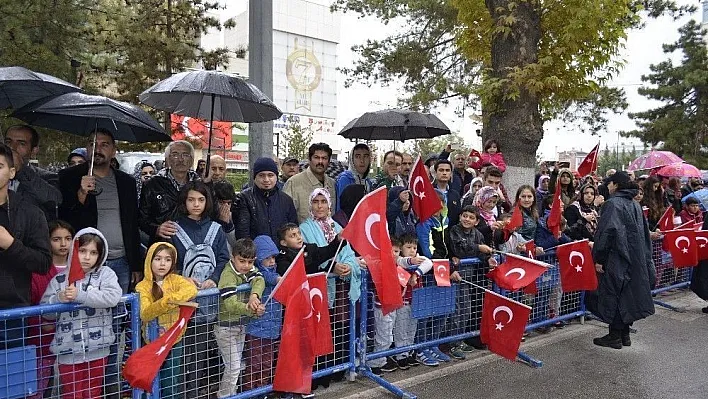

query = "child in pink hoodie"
469;139;507;173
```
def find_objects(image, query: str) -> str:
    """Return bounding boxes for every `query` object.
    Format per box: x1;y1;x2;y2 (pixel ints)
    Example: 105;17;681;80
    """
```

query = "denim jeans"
103;256;130;399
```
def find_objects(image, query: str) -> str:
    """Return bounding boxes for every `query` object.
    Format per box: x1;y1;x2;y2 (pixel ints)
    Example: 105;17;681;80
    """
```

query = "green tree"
280;116;313;161
597;144;642;176
624;20;708;168
407;132;467;161
332;0;691;186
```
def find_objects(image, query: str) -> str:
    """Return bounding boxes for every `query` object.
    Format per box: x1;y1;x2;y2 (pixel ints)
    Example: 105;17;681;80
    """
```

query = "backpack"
175;222;221;323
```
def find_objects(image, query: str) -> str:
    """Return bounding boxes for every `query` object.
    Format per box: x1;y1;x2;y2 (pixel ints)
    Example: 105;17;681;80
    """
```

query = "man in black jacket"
58;130;142;292
432;159;462;227
0;143;51;348
234;157;298;243
139;140;199;242
4;125;62;221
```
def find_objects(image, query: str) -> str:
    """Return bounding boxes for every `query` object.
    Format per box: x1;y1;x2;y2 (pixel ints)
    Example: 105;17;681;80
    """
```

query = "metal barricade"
356;253;587;399
145;280;357;399
0;293;140;399
650;238;693;311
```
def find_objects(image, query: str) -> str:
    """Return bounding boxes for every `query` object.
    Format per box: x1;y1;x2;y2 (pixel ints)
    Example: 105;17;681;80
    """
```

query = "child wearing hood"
242;235;282;391
135;242;198;399
335;143;374;211
41;228;122;399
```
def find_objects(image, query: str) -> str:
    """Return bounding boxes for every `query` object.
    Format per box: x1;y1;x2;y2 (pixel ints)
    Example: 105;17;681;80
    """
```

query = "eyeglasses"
169;152;192;160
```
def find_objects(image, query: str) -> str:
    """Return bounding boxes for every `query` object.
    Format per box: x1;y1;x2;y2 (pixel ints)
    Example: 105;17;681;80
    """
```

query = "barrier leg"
653;299;686;312
517;351;543;368
359;368;417;399
128;296;144;399
348;298;357;382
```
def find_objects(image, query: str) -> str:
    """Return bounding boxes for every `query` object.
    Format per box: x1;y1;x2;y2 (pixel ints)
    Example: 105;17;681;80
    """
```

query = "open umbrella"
0;66;81;110
683;188;708;211
627;150;684;172
655;162;701;179
11;92;170;143
139;70;282;169
338;109;451;141
11;92;170;193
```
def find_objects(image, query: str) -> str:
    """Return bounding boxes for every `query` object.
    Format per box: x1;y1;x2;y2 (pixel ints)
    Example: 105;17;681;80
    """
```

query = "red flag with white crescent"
505;202;523;233
480;291;531;360
576;143;599;177
408;156;443;222
663;229;698;267
547;179;563;238
396;266;411;288
695;230;708;260
524;240;536;260
432;259;451;287
556;240;597;291
123;305;196;392
341;187;403;315
307;273;333;356
486;253;548;291
658;207;675;232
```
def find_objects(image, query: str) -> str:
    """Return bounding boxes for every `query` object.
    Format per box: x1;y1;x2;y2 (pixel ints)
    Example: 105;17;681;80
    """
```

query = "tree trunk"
484;0;543;194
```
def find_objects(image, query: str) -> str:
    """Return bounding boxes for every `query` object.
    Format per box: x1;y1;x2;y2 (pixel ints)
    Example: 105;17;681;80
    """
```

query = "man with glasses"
139;140;200;243
4;125;62;220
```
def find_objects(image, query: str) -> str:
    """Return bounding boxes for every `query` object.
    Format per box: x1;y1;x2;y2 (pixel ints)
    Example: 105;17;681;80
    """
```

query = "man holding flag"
591;171;655;349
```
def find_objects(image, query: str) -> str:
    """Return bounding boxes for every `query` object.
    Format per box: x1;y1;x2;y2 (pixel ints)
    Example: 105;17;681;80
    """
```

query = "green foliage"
624;20;708;168
597;144;643;176
279;116;313;161
406;132;466;160
225;172;250;192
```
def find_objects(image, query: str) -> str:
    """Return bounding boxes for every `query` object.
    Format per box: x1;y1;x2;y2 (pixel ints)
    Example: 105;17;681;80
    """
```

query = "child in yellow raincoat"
135;242;197;399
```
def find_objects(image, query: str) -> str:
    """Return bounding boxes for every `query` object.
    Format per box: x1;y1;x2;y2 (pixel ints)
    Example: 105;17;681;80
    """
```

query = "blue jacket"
335;170;373;212
387;186;417;237
247;235;283;340
535;210;572;250
172;216;230;284
416;214;449;259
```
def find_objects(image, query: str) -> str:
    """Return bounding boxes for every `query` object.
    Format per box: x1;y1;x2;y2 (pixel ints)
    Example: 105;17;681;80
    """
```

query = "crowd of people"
1;122;704;399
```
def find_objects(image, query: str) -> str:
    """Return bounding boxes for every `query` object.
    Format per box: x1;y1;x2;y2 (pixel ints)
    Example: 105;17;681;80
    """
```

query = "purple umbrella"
627;150;684;172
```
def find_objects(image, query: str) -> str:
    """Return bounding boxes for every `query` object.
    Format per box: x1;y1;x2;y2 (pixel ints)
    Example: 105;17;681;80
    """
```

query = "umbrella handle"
88;133;96;176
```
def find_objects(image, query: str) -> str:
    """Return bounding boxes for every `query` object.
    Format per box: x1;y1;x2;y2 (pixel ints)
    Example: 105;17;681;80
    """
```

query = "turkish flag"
408;156;443;222
658;207;675;232
341;187;403;315
576;143;599;177
676;220;694;230
271;248;316;394
486;253;548;291
663;228;698;268
123;305;196;392
307;273;333;356
170;114;233;149
556;240;598;291
396;266;411;288
432;259;451;287
695;230;708;260
524;240;536;260
469;149;482;160
480;290;531;360
67;239;85;285
547;180;563;238
506;202;523;232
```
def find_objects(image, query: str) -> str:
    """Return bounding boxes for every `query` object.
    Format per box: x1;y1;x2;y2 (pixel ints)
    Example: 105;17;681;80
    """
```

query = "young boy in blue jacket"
243;235;282;391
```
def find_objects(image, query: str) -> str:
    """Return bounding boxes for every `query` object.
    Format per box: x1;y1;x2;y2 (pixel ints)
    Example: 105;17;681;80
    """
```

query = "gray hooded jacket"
41;228;122;364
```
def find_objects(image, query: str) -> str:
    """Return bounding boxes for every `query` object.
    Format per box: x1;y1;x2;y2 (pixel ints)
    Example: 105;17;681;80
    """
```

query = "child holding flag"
135;242;198;399
214;238;265;398
41;228;122;399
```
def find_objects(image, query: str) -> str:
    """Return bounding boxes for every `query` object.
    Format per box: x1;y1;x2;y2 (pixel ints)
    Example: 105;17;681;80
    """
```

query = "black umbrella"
0;66;81;110
338;109;451;141
11;92;170;143
139;70;282;169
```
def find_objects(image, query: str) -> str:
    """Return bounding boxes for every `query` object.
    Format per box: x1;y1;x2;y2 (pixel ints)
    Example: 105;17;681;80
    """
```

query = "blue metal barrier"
650;238;693;312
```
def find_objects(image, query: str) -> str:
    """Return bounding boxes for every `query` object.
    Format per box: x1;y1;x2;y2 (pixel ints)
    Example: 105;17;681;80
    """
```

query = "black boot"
621;325;631;347
593;327;622;349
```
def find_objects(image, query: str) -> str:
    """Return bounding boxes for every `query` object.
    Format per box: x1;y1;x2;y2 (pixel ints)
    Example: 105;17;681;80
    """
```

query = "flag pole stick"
325;239;345;277
458;279;532;310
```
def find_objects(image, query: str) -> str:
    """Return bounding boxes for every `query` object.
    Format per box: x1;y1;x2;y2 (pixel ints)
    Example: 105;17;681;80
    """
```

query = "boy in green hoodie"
214;238;265;398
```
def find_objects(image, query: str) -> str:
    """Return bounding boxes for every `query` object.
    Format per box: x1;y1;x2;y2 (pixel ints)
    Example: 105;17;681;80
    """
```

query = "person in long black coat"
592;172;655;349
690;216;708;313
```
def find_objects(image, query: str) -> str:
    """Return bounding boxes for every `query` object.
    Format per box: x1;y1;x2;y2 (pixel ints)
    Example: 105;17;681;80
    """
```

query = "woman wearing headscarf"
470;186;501;246
548;167;576;207
133;161;155;205
536;174;550;214
564;183;599;241
461;177;483;208
299;188;362;389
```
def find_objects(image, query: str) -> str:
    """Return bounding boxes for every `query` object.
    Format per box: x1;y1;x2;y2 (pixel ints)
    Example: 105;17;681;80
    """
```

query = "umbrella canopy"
138;70;282;123
683;188;708;212
338;109;451;141
655;162;701;179
0;66;81;110
627;150;684;172
11;92;170;143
